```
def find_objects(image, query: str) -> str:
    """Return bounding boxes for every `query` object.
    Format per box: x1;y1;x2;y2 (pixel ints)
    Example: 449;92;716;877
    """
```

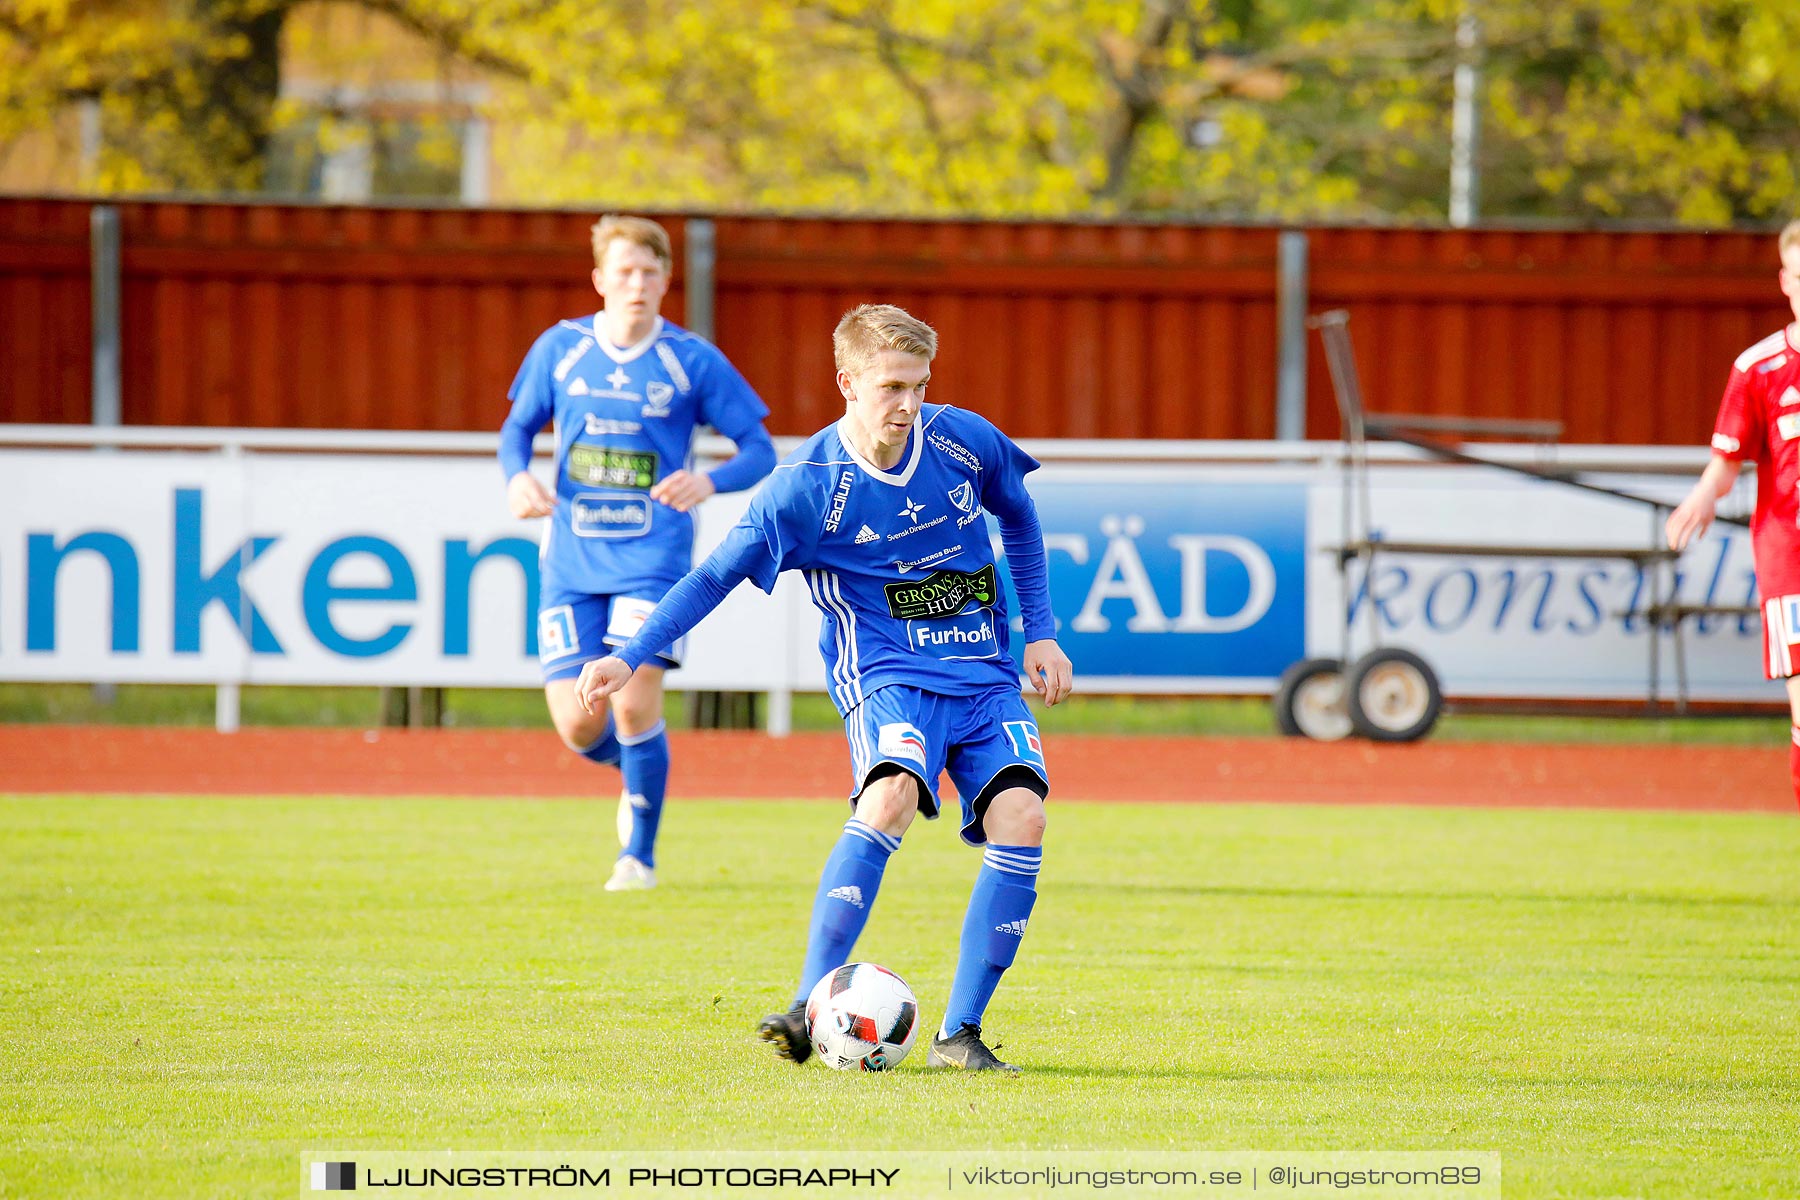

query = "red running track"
0;726;1791;813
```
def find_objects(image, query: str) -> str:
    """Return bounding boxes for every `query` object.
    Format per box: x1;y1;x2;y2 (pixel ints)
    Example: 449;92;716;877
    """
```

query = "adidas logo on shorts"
827;885;865;908
854;525;880;545
994;918;1029;937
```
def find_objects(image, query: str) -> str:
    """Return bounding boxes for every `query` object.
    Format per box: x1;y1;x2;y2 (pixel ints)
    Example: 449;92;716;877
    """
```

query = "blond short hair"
590;214;673;273
833;304;939;375
1780;220;1800;260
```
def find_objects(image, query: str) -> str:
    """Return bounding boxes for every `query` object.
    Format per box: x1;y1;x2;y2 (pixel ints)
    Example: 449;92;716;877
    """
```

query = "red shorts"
1760;594;1800;679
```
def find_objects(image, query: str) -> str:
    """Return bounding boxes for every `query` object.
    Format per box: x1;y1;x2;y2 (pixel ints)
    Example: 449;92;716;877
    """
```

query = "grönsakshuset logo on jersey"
883;564;996;620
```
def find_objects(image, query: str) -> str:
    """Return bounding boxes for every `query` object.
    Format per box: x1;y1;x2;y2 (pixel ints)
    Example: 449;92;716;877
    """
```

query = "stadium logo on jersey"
582;414;643;436
929;431;981;472
571;492;653;538
884;564;997;619
553;337;594;382
538;605;580;661
1782;385;1800;406
854;525;880;545
1002;720;1045;766
877;722;928;767
824;469;855;533
654;342;692;392
948;481;976;513
643;381;675;418
909;611;998;660
899;497;926;524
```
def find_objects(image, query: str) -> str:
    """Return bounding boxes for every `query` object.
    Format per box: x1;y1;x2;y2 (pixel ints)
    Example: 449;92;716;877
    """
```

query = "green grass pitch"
3;794;1797;1199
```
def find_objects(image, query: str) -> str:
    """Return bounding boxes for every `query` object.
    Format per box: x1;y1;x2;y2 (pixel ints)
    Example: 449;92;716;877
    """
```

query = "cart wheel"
1273;657;1353;741
1346;648;1443;742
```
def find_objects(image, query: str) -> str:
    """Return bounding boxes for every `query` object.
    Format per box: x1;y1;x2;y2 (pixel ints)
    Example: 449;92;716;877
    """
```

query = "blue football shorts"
536;585;685;683
842;683;1049;845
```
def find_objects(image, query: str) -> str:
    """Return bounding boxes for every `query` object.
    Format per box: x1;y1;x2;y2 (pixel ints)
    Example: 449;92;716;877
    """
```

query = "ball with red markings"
804;963;920;1071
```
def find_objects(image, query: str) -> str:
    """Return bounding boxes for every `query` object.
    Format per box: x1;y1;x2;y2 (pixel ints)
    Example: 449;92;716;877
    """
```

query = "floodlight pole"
1449;7;1482;228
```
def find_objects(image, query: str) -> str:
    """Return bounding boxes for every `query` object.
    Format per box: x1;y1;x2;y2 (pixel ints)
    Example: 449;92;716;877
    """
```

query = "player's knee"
854;770;921;837
610;690;662;738
984;787;1046;846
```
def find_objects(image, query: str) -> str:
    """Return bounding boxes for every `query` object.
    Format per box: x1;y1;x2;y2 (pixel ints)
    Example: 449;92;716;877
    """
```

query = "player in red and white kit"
1667;219;1800;808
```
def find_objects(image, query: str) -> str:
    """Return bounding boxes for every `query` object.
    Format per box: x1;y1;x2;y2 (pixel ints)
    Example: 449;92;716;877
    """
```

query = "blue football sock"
574;713;620;767
618;721;669;867
941;844;1040;1037
794;819;901;1005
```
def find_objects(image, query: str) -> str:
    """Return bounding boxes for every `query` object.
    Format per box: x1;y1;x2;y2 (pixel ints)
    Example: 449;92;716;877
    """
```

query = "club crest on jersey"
948;481;976;513
883;563;997;619
643;381;674;418
877;722;928;767
1003;720;1045;766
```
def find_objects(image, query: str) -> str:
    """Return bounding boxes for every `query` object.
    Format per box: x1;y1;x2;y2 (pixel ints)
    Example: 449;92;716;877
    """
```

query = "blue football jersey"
730;404;1050;713
503;315;770;594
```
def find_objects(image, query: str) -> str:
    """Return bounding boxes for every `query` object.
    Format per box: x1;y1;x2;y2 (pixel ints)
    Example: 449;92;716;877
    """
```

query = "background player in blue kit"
500;215;776;892
576;304;1073;1070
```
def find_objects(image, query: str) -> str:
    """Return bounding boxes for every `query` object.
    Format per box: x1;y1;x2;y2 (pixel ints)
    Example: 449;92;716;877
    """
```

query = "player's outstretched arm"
1023;639;1074;707
1666;454;1740;551
576;656;634;714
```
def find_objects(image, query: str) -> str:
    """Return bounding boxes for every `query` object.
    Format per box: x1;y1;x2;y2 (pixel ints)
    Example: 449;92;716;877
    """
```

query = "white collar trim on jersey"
593;314;664;364
836;416;923;486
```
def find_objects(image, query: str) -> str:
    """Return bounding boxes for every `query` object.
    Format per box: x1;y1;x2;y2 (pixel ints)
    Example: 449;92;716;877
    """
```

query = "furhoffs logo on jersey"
571;492;652;538
824;470;855;533
883;563;997;620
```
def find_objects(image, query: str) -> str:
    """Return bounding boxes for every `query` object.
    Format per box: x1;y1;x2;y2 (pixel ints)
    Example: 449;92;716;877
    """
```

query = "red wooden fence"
0;197;1788;444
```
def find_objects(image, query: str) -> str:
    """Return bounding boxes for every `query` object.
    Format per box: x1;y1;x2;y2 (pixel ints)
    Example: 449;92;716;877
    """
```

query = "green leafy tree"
4;0;1798;222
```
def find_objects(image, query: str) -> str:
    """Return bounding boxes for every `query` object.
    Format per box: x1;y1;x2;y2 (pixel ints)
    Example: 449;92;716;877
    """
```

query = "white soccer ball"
805;963;921;1072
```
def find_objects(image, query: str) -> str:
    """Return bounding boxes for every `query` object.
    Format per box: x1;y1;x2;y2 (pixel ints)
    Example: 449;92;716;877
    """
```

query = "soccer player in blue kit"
500;215;776;893
576;304;1073;1070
